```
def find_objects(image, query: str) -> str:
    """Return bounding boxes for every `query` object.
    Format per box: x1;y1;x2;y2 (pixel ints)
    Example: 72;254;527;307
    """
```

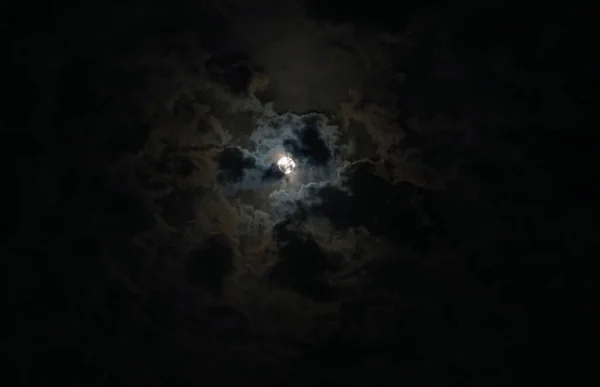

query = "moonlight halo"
277;156;296;175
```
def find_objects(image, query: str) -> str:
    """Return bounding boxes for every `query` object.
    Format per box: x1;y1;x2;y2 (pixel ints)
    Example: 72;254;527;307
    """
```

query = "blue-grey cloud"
215;112;343;198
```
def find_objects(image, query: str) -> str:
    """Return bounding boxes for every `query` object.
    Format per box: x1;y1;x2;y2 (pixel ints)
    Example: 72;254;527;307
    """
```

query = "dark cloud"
154;148;197;178
282;117;333;166
269;221;340;301
216;146;257;183
186;235;234;297
251;113;340;164
267;161;433;249
216;146;285;196
268;189;305;219
205;52;255;94
268;181;331;219
304;0;427;32
261;162;285;181
158;188;197;227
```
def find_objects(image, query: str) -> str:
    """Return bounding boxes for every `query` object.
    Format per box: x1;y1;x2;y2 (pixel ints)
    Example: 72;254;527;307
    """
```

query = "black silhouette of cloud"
216;146;285;195
216;147;257;183
282;119;332;166
205;52;255;94
261;162;285;181
269;221;341;301
267;161;433;248
186;235;234;297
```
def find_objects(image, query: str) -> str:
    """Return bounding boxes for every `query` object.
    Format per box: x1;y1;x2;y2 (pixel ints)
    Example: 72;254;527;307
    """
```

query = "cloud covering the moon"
214;111;344;199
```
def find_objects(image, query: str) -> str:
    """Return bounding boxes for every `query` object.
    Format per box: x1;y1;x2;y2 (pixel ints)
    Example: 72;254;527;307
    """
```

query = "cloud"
268;220;342;301
205;52;255;94
262;159;436;250
186;234;234;297
24;3;580;384
215;146;283;197
99;0;442;345
235;203;274;241
214;112;344;199
282;116;333;166
216;146;259;183
251;112;342;181
268;181;332;219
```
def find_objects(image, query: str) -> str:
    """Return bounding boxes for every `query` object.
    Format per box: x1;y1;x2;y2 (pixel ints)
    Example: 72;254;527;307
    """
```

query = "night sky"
6;1;597;386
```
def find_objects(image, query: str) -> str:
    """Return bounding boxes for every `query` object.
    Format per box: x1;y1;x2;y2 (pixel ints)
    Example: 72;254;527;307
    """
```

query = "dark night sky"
6;1;597;386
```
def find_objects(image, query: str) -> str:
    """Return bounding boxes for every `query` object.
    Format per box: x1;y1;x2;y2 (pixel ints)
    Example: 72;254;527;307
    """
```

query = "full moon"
277;156;296;175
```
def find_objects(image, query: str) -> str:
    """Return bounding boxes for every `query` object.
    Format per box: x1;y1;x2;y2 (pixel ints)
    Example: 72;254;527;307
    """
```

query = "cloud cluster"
99;0;456;346
20;1;585;384
215;111;344;202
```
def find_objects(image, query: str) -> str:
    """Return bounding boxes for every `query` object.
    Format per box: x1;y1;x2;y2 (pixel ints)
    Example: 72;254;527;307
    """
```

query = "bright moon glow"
277;156;296;175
